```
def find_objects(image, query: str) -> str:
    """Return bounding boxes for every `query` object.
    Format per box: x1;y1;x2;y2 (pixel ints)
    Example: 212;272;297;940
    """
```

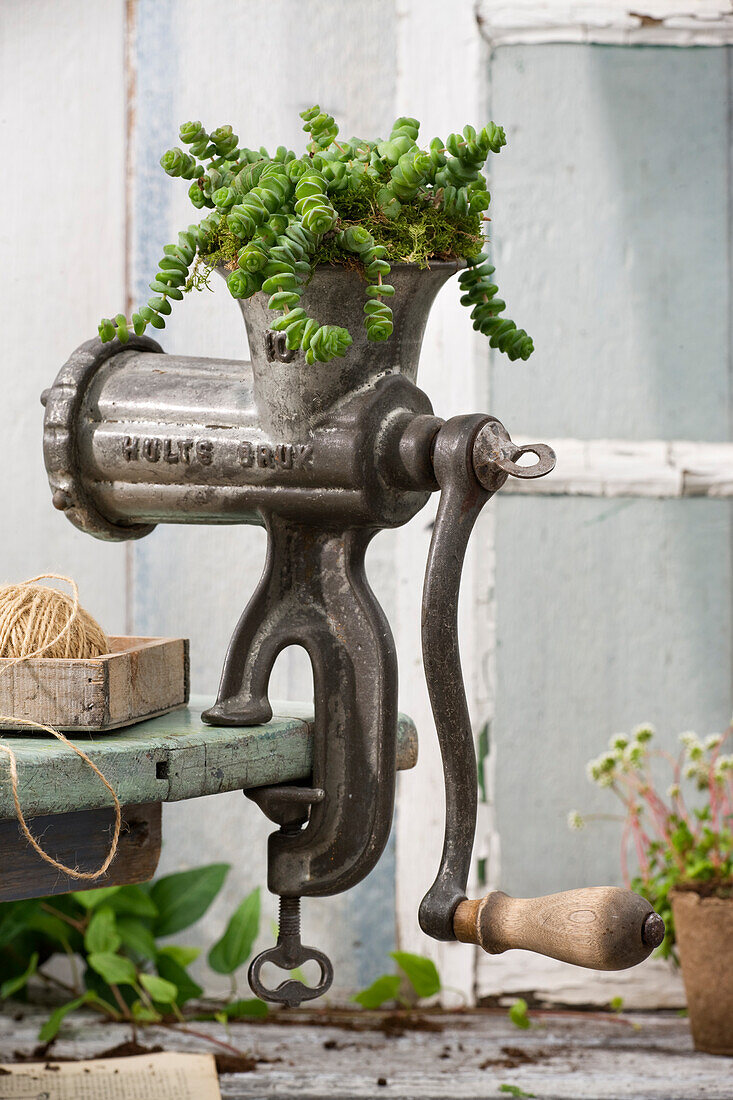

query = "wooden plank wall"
4;1;730;1008
127;0;409;999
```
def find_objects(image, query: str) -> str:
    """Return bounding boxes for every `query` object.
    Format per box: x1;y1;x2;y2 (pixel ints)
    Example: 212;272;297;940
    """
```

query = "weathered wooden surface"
0;637;189;732
476;1;733;46
125;0;410;1002
478;951;686;1011
504;440;733;498
7;0;732;1012
0;1008;729;1099
0;698;417;820
0;802;161;901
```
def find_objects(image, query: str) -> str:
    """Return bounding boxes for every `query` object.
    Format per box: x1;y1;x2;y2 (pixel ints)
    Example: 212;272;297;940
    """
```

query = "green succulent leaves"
98;106;533;364
459;254;534;361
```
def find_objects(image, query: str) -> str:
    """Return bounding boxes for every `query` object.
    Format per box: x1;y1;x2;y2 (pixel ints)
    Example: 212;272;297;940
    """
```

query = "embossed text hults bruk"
43;108;664;1004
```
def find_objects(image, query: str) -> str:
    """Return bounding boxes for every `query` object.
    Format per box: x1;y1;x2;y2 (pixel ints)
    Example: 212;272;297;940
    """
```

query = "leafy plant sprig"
99;106;533;364
353;950;441;1009
0;864;266;1041
569;724;733;959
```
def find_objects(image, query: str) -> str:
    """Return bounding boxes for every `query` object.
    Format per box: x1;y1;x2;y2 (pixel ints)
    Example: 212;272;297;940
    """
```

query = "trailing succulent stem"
99;108;533;364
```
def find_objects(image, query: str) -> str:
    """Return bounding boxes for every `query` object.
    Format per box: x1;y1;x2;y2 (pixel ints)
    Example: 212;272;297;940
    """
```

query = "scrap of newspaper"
0;1052;220;1099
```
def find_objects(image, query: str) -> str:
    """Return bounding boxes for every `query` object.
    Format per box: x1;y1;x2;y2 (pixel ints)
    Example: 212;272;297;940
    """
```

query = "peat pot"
671;887;733;1055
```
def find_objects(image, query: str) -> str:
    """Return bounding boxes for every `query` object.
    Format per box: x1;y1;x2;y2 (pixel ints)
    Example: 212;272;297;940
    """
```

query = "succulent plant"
99;106;533;365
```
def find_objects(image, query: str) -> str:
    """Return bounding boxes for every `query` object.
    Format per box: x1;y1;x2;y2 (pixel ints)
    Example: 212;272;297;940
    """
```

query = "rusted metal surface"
40;264;558;1001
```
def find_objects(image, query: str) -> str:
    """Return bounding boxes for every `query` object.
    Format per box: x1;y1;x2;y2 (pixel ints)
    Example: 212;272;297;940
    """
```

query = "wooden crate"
0;636;189;732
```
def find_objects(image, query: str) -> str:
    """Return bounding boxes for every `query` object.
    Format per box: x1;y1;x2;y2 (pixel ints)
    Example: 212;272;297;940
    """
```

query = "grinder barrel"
42;334;432;540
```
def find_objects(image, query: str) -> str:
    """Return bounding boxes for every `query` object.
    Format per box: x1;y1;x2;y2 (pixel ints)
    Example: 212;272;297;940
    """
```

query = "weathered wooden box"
0;636;189;732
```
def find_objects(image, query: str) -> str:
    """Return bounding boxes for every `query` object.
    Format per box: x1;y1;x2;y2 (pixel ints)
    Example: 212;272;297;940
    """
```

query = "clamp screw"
279;894;301;939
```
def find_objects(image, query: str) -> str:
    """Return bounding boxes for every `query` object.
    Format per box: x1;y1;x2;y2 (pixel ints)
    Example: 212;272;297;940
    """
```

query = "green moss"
197;221;239;271
200;178;483;275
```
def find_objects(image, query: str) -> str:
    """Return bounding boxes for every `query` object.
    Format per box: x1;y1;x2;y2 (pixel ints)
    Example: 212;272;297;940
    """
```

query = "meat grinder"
42;262;664;1004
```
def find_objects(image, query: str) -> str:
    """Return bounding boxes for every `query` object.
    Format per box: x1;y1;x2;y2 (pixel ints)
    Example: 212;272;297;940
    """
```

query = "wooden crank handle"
454;887;665;971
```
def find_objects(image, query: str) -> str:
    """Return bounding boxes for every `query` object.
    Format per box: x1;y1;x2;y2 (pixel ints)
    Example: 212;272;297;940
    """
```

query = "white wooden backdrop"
2;0;730;1006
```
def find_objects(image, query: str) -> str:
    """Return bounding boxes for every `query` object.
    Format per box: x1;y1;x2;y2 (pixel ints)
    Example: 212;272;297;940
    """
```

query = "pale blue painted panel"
486;45;733;901
487;46;731;441
492;497;732;897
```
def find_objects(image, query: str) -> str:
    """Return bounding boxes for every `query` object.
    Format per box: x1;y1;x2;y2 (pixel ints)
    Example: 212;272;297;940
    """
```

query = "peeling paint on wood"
503;440;733;498
476;1;733;46
477;950;685;1010
0;698;417;820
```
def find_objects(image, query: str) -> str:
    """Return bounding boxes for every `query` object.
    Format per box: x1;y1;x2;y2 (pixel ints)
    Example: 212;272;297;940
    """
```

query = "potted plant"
97;105;534;373
570;724;733;1054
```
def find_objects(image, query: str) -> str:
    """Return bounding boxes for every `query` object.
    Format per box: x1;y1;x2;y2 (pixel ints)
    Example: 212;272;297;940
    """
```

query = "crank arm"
416;415;665;966
418;415;555;940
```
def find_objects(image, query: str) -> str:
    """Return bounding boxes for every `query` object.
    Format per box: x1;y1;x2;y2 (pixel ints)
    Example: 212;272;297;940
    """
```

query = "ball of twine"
0;577;109;660
0;575;120;881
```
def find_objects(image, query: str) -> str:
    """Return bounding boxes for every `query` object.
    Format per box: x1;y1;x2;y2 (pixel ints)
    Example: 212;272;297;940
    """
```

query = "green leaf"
390;951;441;999
88;952;138;987
222;998;268;1019
1;952;38;999
609;996;624;1013
157;944;200;967
139;973;178;1005
151;863;229;937
207;888;260;975
107;885;158;919
156;953;203;1007
84;907;120;955
499;1086;536;1098
352;973;402;1009
25;911;72;950
117;918;157;961
0;901;40;948
131;999;161;1023
72;887;121;910
508;998;531;1030
38;993;92;1042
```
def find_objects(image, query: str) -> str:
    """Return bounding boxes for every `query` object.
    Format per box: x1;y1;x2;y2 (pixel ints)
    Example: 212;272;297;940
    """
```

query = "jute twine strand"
0;575;121;879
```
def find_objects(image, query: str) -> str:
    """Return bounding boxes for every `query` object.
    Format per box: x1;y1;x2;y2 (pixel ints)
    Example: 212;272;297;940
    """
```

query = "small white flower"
587;750;620;786
567;811;585;831
666;784;681;800
705;734;724;750
633;724;655;743
609;734;628;751
626;744;644;767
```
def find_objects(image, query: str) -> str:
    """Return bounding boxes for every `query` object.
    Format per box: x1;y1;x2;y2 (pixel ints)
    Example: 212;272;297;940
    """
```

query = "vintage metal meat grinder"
43;262;664;1005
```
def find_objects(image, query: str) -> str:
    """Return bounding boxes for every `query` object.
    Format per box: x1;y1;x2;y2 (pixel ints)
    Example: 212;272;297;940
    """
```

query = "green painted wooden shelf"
0;697;418;821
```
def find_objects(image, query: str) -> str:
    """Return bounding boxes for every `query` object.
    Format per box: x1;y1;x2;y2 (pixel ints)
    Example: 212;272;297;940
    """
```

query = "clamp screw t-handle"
244;785;334;1006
